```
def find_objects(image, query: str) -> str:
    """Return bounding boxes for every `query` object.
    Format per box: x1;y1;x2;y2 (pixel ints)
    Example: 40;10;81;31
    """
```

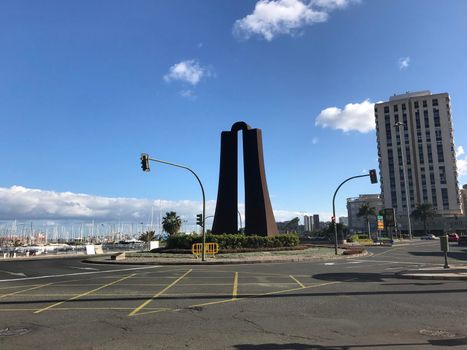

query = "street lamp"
140;153;207;261
394;122;413;240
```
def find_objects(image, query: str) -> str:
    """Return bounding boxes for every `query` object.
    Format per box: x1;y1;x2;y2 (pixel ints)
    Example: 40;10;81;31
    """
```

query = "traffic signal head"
140;153;150;172
369;169;378;184
196;213;203;227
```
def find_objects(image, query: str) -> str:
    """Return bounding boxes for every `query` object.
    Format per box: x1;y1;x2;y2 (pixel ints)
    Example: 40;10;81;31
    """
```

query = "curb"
84;250;369;266
394;271;467;281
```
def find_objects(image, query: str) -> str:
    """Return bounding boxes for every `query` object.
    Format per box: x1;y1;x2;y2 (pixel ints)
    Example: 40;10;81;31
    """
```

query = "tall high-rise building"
303;215;312;232
375;91;462;224
313;214;320;231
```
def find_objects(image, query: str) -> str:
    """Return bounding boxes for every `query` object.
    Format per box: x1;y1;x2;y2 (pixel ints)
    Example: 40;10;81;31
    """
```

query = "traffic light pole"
332;174;370;255
144;156;207;261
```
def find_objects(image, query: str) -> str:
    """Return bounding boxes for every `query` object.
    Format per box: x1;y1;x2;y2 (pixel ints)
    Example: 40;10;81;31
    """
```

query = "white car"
421;234;439;240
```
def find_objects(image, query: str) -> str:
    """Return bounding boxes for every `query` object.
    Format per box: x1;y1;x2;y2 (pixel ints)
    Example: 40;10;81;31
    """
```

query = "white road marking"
0;270;27;277
0;265;161;283
353;259;442;266
68;266;100;271
324;263;335;266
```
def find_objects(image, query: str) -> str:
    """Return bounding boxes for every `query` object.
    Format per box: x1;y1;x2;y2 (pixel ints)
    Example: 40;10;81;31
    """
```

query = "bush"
165;233;299;250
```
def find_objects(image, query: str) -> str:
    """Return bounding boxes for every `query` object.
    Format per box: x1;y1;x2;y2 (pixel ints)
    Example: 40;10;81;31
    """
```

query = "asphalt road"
0;240;466;349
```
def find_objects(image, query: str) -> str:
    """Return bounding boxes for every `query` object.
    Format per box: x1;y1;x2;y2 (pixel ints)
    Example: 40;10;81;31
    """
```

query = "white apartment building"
375;91;462;221
346;194;384;233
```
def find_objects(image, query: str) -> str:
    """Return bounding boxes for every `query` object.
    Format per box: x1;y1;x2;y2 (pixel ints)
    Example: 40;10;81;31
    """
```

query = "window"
441;188;449;209
384;106;389;113
415;111;421;129
427;144;433;163
437;144;444;162
402;103;406;110
435;129;442;141
393;105;398;112
423;100;427;108
433;108;440;127
430;172;435;184
425;130;431;142
418;144;424;164
424;110;429;128
414;101;419;108
432;99;438;106
439;166;446;184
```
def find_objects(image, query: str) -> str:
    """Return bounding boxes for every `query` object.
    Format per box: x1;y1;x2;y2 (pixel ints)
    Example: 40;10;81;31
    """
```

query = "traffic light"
140;153;150;172
369;169;378;184
196;213;203;227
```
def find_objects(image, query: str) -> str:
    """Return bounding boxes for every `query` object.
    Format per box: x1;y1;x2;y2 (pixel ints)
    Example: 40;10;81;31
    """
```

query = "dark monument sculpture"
212;122;278;236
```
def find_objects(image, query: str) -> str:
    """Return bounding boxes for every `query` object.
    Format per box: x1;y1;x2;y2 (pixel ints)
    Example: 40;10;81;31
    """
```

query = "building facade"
375;91;462;228
462;184;467;215
347;194;384;233
304;215;312;232
313;214;320;231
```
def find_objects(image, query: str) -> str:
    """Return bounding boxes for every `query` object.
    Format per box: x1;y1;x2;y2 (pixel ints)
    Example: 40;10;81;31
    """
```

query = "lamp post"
140;154;207;261
394;122;413;240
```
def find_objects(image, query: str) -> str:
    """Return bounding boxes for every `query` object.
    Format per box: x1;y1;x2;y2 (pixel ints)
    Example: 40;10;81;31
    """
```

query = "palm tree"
411;203;437;236
139;230;156;243
162;211;182;236
357;203;376;239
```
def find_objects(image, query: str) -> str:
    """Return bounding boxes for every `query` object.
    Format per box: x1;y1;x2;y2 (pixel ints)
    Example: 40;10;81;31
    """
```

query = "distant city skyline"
1;1;466;226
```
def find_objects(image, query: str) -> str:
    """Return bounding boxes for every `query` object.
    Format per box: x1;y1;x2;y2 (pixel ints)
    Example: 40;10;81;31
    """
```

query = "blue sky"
1;0;466;228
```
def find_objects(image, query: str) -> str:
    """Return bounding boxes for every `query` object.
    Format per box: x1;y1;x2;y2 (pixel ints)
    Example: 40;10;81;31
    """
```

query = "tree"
139;230;156;243
162;211;182;236
357;203;376;239
411;203;437;236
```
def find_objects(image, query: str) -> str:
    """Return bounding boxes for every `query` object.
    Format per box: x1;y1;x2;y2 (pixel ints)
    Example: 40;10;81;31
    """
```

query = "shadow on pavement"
408;250;467;261
233;338;467;349
3;287;467;306
312;272;386;283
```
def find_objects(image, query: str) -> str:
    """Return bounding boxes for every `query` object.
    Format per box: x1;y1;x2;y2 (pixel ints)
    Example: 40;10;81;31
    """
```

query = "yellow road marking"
0;283;53;299
34;273;135;314
128;269;192;317
189;281;341;309
289;275;305;288
232;272;238;299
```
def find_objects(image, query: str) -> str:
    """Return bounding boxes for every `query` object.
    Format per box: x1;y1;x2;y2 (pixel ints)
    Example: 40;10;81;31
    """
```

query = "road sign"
383;208;396;227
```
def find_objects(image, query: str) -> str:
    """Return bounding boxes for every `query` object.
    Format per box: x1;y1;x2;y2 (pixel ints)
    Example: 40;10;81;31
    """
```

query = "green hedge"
165;233;299;250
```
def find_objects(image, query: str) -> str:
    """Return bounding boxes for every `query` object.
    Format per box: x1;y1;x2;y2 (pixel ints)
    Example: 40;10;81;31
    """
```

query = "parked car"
448;233;459;242
421;234;439;240
458;236;467;246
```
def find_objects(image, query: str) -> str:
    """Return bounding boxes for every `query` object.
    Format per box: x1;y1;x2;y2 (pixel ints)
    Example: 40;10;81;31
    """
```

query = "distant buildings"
462;185;467;215
375;91;462;232
302;214;321;232
339;217;348;226
304;215;312;232
347;194;384;233
313;214;320;231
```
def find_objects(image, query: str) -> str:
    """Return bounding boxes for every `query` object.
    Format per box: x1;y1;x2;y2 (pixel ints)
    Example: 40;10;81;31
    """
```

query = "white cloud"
311;137;319;144
456;146;467;177
163;60;210;85
311;0;358;9
399;56;410;70
0;186;215;222
315;99;375;133
233;0;328;41
179;89;196;99
0;186;332;228
233;0;358;41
